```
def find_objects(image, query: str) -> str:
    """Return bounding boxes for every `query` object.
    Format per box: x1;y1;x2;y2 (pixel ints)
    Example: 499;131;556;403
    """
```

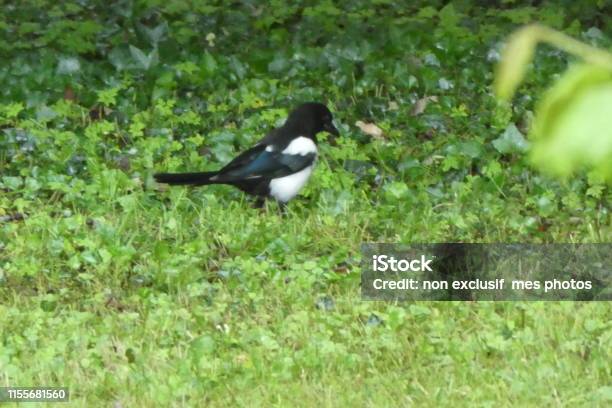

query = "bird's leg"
278;201;289;216
253;197;266;209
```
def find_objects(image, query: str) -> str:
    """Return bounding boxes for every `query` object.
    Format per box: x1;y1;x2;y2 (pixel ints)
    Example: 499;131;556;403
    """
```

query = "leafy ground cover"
0;1;610;406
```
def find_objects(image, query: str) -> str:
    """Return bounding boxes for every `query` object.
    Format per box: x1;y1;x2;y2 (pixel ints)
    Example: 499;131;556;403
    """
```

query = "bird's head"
286;102;339;139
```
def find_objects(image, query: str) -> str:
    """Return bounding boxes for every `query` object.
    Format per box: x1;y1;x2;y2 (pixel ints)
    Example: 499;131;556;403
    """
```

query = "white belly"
269;165;314;202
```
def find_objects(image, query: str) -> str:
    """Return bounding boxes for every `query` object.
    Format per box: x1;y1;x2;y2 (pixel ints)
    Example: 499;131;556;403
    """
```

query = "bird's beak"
324;121;340;137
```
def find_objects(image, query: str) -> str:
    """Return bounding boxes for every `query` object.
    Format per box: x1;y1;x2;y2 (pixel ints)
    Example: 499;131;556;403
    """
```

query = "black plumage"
154;102;339;204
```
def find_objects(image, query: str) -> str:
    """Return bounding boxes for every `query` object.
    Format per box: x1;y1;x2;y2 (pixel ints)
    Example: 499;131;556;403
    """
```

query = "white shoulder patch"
265;145;275;152
282;136;317;156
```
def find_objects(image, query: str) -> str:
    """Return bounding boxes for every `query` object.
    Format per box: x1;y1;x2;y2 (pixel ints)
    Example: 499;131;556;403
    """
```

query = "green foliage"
531;65;612;179
0;1;610;406
495;24;612;181
494;25;540;101
492;124;530;154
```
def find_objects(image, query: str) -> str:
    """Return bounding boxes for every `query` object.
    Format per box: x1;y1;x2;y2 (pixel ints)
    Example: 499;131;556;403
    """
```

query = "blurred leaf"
36;106;57;122
384;181;409;200
495;25;540;100
530;64;612;180
268;54;289;73
458;141;484;159
593;386;612;402
1;176;23;190
109;46;132;71
56;57;81;75
417;6;437;19
439;4;460;28
438;78;453;90
201;51;218;74
398;157;420;172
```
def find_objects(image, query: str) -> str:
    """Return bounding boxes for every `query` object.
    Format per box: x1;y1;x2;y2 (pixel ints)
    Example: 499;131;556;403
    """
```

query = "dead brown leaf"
355;120;384;139
410;95;438;116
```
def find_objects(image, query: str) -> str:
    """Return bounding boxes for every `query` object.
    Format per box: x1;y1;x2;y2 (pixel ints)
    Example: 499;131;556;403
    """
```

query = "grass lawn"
1;1;610;406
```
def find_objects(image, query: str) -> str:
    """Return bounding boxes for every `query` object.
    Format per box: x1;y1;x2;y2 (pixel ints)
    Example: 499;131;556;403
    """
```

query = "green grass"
1;1;611;406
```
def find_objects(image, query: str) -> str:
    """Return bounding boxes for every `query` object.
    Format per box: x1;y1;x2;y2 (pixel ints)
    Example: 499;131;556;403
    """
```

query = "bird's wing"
216;146;315;181
219;143;268;174
218;127;283;173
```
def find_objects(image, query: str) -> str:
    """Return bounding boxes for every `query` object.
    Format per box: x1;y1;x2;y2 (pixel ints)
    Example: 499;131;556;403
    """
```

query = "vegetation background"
0;0;610;406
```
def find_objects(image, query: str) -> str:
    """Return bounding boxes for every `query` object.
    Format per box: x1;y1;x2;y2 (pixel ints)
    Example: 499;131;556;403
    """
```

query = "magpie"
154;102;339;206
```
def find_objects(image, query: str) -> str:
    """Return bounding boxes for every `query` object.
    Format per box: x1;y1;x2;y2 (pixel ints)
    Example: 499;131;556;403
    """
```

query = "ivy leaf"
129;45;148;68
417;6;437;19
56;57;81;75
439;4;461;27
108;46;132;71
142;21;168;46
268;54;289;73
384;181;409;200
1;176;24;190
129;45;159;70
202;51;218;74
493;124;529;154
36;106;58;122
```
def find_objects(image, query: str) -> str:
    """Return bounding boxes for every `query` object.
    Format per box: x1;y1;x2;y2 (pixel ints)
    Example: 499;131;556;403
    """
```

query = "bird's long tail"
154;171;219;186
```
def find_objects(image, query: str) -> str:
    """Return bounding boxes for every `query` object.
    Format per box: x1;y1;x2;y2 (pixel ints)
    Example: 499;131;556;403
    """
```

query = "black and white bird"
154;102;339;206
